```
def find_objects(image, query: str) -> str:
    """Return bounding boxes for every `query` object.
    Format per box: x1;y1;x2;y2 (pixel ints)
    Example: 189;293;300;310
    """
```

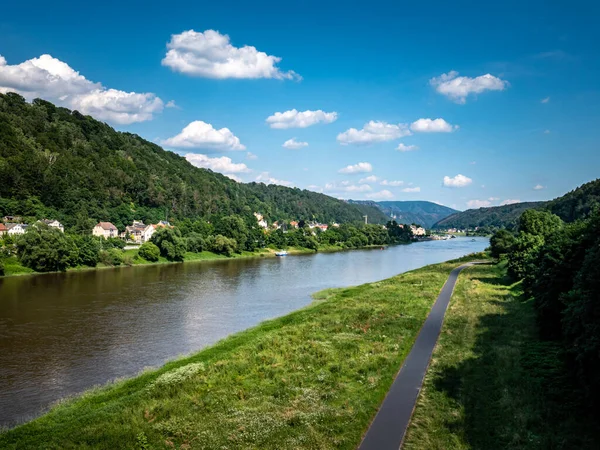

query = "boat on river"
275;250;288;256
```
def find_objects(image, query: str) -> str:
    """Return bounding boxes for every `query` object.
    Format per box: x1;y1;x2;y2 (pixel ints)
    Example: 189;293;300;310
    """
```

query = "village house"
121;220;147;243
410;225;426;236
0;223;7;235
40;219;64;232
253;213;268;229
289;221;299;229
92;222;118;239
2;216;21;223
6;223;28;235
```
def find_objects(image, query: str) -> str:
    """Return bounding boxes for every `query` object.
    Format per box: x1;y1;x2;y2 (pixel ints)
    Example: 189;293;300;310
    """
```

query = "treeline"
490;209;600;409
0;93;387;230
0;219;413;275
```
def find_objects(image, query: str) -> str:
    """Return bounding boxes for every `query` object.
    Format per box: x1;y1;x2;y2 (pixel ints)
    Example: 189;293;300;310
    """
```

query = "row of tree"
490;209;600;408
0;218;416;275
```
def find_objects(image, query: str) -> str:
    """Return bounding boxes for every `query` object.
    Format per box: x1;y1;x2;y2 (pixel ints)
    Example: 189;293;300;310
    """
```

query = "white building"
410;225;426;236
40;219;64;232
6;223;28;235
92;222;119;239
253;212;268;229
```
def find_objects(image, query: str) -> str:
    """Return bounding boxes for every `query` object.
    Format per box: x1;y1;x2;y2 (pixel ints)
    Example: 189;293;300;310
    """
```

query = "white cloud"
225;173;242;183
165;100;178;108
401;187;421;193
488;197;500;201
0;54;163;124
470;161;477;165
325;182;372;193
541;97;550;104
370;190;394;199
430;71;508;103
246;152;258;160
533;184;545;190
467;199;491;208
282;138;308;149
163;121;245;151
411;118;458;133
338;162;373;174
255;172;293;187
359;175;379;184
162;29;300;80
266;109;337;129
500;199;521;205
337;121;411;145
380;179;404;186
443;174;473;188
185;154;250;174
396;143;419;152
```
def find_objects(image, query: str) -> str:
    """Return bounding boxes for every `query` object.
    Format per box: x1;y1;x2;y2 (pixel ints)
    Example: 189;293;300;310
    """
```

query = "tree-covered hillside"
0;93;387;230
433;202;546;229
350;200;458;228
547;178;600;222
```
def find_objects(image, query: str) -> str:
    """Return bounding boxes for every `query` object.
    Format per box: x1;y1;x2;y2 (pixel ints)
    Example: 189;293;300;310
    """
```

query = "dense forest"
0;93;387;231
350;200;458;228
490;206;600;414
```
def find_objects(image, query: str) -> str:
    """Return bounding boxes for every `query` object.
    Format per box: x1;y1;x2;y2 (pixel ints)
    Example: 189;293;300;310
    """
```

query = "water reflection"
0;237;488;426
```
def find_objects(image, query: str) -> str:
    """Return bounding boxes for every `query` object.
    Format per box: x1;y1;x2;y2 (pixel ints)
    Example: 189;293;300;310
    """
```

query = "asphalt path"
358;262;481;450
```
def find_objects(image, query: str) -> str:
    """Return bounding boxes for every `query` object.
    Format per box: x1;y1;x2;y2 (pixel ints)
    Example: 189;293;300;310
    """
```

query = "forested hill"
0;93;387;230
349;200;458;228
433;178;600;229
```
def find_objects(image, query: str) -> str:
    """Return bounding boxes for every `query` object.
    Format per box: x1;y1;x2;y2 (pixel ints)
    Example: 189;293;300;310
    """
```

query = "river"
0;237;488;427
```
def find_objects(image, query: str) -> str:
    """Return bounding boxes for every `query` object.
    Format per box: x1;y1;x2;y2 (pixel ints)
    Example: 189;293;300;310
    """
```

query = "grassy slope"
403;263;599;449
0;258;478;449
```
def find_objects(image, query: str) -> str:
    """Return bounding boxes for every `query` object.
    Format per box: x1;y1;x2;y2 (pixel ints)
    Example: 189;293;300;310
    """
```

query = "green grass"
2;256;35;275
403;262;600;450
0;258;482;449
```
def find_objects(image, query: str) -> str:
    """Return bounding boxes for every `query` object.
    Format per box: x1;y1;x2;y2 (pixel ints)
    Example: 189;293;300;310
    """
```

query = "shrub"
207;234;237;256
99;248;123;266
16;224;78;272
150;227;186;261
185;233;205;253
138;242;160;262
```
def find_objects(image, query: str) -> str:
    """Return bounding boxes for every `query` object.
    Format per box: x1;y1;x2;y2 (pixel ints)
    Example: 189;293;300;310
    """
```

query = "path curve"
358;262;482;450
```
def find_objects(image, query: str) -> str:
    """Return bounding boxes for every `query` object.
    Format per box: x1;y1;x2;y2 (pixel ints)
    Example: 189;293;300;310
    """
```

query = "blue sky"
1;0;599;210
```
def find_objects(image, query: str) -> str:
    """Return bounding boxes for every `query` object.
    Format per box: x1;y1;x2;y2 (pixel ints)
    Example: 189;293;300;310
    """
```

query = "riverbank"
0;254;484;448
402;262;600;449
0;244;393;278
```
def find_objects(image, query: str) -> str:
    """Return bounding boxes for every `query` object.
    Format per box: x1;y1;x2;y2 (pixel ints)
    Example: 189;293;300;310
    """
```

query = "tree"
185;232;205;253
99;248;123;266
489;229;516;258
16;224;78;272
207;234;237;256
73;235;101;267
150;227;186;261
518;209;562;237
138;241;160;262
215;215;247;251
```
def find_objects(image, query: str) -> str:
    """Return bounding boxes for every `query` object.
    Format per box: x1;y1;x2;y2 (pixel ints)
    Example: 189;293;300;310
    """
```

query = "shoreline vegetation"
0;255;483;447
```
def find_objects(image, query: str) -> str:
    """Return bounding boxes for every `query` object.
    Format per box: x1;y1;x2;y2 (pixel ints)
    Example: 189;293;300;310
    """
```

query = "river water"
0;237;488;427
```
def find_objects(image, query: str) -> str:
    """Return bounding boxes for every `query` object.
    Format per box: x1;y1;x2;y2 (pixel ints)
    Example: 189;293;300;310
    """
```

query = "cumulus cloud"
0;54;163;124
162;29;300;80
430;71;508;103
246;152;258;160
533;184;545;190
467;199;492;208
380;179;404;186
225;173;242;182
397;143;418;152
163;121;245;151
255;172;293;187
500;199;521;205
370;190;394;199
401;187;421;193
266;109;337;129
411;118;458;133
337;121;411;145
359;175;379;184
443;174;473;188
338;162;373;174
324;182;372;193
165;100;178;108
185;154;250;175
282;138;308;149
541;97;550;104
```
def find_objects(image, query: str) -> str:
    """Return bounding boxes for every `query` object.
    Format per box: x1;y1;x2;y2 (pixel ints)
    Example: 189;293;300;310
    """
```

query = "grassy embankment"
403;262;600;449
0;256;480;449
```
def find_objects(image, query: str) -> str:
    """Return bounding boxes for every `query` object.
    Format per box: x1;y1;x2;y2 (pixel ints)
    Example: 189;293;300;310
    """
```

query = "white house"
142;224;155;242
253;212;268;229
40;219;64;232
92;222;119;239
6;223;28;235
410;225;426;236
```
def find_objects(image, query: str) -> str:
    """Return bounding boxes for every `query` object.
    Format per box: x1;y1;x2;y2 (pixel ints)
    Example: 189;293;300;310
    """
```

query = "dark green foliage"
16;224;77;272
73;235;101;267
0;93;387;229
138;242;160;262
150;227;186;261
206;234;237;256
547;178;600;222
102;238;125;250
99;248;123;266
184;233;205;253
0;258;4;276
489;229;516;258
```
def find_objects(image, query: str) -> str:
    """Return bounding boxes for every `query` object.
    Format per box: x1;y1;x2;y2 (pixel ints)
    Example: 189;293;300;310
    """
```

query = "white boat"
275;250;288;256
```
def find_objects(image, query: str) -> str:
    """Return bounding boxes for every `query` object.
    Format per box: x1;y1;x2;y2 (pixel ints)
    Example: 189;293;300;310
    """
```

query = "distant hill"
0;93;388;230
349;200;459;228
433;178;600;229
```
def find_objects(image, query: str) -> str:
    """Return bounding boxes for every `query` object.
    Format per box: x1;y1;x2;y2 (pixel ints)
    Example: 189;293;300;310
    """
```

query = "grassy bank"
403;262;600;449
0;257;480;449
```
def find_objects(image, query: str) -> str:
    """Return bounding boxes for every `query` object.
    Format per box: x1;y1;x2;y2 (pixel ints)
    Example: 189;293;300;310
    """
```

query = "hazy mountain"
349;200;459;228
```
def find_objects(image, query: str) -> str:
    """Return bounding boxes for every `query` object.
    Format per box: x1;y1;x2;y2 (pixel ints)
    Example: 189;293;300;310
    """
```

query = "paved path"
358;262;480;450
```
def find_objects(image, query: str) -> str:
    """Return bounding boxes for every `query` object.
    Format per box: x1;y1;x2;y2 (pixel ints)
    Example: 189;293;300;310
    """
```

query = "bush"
138;242;160;262
207;235;237;256
103;237;125;250
150;227;186;261
16;224;78;272
73;235;101;267
185;233;205;253
99;248;123;266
